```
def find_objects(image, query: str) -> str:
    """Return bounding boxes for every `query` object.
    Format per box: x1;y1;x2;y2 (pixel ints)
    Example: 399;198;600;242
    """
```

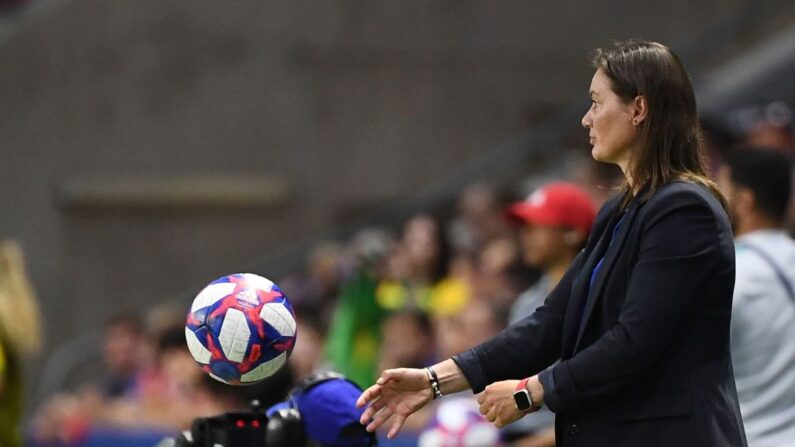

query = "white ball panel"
234;289;259;306
209;373;230;384
240;351;287;382
218;308;251;363
260;302;296;337
242;273;274;293
191;282;236;313
185;327;212;364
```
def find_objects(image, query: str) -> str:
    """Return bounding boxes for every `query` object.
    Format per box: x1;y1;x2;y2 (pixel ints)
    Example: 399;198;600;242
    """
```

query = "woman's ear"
631;95;648;126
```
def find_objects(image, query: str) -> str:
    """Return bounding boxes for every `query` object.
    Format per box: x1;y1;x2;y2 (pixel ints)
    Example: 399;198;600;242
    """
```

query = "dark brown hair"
592;40;726;209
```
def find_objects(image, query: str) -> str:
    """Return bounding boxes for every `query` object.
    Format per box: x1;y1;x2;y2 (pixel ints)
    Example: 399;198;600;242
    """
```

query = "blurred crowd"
26;308;294;446
1;100;794;447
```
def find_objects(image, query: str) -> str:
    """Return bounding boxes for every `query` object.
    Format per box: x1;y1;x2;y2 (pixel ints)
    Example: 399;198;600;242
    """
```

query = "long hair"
592;40;727;209
0;240;43;357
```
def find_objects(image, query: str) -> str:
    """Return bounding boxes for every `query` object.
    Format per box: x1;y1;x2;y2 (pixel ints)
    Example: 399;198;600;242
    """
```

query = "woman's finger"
377;368;402;385
366;407;393;433
476;392;486;405
478;399;489;416
359;397;380;425
360;395;387;424
356;384;382;409
387;413;408;439
368;396;386;413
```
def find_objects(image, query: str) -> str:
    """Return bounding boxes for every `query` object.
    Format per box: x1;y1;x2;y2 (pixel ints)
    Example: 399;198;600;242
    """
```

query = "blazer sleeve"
542;189;724;412
453;248;587;393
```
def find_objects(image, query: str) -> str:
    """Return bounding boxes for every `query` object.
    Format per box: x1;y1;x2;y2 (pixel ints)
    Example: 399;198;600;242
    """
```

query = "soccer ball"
185;273;297;385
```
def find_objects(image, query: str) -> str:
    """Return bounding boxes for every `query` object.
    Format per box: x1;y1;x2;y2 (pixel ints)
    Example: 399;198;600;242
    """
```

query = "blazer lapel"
573;199;640;352
560;203;620;356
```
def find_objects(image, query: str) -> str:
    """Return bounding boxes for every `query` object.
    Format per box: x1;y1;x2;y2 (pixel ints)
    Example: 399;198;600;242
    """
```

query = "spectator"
290;317;326;380
0;241;43;447
476;236;536;308
506;183;596;325
377;214;468;317
729;102;795;154
378;310;435;373
435;299;508;362
101;313;146;399
281;240;348;334
30;318;276;446
326;228;396;388
718;148;795;447
307;241;347;306
450;183;513;253
700;117;737;177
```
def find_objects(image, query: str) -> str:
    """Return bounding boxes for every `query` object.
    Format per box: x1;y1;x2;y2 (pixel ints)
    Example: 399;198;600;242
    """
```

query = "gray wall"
0;0;781;394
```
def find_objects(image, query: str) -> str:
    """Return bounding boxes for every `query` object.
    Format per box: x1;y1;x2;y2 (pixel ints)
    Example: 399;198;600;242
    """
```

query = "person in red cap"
506;182;596;325
502;182;595;446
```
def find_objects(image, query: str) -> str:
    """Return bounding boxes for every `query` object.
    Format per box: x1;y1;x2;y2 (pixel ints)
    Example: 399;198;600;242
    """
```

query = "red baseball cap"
506;182;596;236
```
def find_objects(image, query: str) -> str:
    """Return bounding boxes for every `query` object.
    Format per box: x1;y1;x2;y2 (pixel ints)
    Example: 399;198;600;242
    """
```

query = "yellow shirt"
376;277;470;316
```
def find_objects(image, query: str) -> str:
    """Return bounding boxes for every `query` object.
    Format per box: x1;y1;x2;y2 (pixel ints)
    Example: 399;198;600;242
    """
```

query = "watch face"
513;390;532;411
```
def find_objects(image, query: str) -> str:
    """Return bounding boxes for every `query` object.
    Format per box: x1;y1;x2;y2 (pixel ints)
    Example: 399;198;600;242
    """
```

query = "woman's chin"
591;146;618;164
591;146;604;161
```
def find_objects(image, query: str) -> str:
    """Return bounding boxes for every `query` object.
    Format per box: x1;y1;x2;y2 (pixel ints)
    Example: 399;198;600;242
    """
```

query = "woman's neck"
618;160;635;192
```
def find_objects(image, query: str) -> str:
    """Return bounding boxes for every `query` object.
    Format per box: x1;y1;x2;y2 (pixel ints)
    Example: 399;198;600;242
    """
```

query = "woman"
357;41;747;446
376;213;466;316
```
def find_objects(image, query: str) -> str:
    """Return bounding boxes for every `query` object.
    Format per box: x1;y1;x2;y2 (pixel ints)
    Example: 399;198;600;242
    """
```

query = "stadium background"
1;0;795;445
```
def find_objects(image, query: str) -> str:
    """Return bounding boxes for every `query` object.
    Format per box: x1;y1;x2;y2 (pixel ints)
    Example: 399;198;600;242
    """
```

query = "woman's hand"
477;378;542;428
356;368;433;439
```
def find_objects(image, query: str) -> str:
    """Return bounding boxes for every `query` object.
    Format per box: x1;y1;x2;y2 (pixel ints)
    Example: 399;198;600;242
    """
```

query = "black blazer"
454;181;747;446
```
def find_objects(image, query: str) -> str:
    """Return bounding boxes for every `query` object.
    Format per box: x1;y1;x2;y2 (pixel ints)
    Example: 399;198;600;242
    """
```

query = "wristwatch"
513;377;535;412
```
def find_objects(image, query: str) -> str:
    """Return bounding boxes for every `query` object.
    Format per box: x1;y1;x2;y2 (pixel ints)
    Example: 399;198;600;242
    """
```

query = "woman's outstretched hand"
356;368;433;439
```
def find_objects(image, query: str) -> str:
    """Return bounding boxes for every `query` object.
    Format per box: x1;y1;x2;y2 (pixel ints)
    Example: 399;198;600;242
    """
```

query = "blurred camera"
157;400;277;447
159;371;376;447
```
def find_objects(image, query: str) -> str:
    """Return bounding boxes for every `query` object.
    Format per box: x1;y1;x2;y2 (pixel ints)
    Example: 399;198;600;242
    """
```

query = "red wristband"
516;377;530;393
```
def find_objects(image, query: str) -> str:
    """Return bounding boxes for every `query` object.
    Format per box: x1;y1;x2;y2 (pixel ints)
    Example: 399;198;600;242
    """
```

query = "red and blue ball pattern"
185;273;296;385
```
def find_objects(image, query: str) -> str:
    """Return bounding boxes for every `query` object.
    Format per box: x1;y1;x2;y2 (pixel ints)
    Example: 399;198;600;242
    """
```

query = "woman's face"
581;69;640;170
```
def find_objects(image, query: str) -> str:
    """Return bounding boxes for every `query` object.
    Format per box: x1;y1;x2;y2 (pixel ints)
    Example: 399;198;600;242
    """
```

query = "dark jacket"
454;181;747;446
